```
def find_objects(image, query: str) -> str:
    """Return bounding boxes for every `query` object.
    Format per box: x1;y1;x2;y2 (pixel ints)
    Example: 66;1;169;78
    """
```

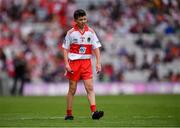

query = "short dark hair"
73;9;86;20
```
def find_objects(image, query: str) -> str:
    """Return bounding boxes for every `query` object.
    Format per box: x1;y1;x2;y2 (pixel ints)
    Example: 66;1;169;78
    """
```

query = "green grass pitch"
0;95;180;127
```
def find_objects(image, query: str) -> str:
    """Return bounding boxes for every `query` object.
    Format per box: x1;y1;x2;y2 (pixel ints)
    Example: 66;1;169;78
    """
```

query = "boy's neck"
78;25;84;30
77;25;85;33
74;24;88;34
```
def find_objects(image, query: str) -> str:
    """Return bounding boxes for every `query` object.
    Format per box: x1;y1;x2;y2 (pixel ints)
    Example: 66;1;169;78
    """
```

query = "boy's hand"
65;64;74;74
96;63;101;74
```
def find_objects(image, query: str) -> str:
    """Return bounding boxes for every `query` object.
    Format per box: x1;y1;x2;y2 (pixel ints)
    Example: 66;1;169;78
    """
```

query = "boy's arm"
63;48;73;73
93;48;101;73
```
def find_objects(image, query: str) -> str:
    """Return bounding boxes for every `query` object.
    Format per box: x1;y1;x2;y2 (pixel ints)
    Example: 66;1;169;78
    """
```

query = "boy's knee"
69;87;76;95
69;80;77;95
86;86;94;93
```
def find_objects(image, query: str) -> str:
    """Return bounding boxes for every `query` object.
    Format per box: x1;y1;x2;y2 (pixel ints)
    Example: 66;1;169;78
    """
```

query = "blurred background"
0;0;180;96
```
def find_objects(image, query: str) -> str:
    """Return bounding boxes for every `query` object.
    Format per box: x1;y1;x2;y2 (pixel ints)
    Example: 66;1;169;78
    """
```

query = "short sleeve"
92;32;101;49
62;33;71;49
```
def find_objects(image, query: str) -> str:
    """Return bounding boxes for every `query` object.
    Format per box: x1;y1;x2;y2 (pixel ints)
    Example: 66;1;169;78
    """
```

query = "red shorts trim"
65;59;92;81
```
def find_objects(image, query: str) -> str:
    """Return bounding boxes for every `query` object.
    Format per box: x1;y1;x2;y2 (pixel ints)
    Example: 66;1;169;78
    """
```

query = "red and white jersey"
62;24;101;60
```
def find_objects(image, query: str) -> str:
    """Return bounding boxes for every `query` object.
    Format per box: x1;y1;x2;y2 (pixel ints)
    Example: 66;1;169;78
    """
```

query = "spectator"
0;48;7;70
116;70;124;82
10;52;29;95
141;53;150;70
148;67;160;82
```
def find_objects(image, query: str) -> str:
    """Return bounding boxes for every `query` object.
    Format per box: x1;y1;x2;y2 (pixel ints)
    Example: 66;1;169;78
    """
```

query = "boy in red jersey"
62;9;104;120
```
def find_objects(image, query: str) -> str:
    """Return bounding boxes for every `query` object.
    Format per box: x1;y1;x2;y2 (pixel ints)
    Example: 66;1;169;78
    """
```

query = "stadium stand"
0;0;180;92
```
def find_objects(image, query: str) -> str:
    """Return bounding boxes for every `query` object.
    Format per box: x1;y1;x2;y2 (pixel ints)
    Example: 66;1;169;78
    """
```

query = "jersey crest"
79;45;86;54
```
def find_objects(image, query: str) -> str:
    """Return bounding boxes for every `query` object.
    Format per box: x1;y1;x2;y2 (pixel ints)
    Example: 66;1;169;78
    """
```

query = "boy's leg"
83;79;104;120
65;80;78;120
83;79;96;112
83;79;95;105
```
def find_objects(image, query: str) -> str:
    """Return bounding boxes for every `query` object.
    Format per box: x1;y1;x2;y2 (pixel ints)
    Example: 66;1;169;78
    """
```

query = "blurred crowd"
87;0;180;35
0;0;180;91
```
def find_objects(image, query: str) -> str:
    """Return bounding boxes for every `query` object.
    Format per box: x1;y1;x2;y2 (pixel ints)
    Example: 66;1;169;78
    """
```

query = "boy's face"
75;16;87;28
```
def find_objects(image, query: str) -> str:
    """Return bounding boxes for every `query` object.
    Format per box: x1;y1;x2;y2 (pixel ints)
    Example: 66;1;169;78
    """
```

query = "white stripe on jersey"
68;53;92;60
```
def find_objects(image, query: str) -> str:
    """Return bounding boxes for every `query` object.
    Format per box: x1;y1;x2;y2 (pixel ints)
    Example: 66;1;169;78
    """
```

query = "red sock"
66;109;72;116
90;105;96;113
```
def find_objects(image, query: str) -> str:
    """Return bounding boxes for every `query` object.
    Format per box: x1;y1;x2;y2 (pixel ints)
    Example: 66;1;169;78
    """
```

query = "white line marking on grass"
1;116;88;121
98;121;121;124
133;115;173;119
20;116;65;120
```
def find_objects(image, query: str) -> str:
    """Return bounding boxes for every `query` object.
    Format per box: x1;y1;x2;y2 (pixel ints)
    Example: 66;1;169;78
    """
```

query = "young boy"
62;9;104;120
